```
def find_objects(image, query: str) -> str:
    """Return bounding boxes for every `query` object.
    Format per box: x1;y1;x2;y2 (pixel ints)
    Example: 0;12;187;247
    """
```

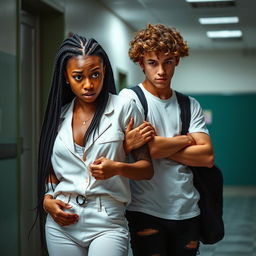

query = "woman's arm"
43;172;79;226
90;144;153;180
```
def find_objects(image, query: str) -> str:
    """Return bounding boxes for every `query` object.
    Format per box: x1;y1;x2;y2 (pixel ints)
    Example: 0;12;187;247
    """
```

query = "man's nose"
157;64;165;75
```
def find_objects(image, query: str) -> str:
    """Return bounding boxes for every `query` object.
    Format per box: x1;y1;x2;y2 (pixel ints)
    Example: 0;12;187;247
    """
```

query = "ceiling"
100;0;256;50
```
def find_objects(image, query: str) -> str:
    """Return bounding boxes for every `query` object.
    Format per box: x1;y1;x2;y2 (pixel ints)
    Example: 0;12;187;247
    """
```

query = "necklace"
81;117;92;125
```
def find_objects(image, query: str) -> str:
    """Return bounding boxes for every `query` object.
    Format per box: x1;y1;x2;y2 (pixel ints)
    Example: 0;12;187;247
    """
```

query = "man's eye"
148;61;156;66
73;75;82;81
91;72;100;79
166;60;173;64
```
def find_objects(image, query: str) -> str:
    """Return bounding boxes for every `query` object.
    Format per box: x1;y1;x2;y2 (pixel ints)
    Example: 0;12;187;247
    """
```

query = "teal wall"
191;94;256;186
0;159;18;255
0;0;19;254
0;38;19;256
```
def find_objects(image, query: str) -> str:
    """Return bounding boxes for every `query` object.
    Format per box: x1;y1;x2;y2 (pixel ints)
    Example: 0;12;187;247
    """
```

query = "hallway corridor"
200;187;256;256
128;187;256;256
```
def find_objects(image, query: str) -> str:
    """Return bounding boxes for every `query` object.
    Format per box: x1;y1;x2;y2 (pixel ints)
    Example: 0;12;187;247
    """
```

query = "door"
19;11;41;256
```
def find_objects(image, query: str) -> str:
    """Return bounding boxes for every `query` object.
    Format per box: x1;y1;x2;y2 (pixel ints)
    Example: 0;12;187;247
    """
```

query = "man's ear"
175;56;180;66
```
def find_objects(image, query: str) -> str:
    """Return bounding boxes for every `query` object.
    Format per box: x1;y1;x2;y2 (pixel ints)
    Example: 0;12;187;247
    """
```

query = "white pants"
45;194;129;256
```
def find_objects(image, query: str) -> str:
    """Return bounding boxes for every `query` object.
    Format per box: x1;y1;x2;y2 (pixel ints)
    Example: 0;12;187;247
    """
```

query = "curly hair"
129;24;189;62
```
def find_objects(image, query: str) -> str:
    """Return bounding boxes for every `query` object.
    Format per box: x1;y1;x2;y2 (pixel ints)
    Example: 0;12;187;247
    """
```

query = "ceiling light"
186;0;234;2
206;30;242;38
199;17;239;24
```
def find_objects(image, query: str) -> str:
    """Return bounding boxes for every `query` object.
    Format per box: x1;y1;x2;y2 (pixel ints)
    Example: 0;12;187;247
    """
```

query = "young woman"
38;34;153;256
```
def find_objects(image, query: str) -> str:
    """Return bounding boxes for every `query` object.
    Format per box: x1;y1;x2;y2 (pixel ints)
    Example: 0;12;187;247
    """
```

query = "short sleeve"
189;96;209;135
119;88;145;119
119;95;144;132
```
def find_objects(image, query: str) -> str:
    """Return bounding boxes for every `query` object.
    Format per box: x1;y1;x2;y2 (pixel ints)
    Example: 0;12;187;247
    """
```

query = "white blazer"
51;93;143;204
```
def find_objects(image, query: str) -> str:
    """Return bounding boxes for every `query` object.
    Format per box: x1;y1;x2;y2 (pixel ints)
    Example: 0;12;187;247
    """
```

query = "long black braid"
37;34;116;248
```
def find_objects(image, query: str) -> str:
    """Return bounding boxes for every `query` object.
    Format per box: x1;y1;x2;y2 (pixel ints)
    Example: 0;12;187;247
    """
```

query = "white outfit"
119;83;209;220
45;93;143;256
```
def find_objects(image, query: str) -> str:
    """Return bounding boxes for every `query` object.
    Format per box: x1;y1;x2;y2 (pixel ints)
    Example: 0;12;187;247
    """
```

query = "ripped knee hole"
185;240;198;249
137;228;159;236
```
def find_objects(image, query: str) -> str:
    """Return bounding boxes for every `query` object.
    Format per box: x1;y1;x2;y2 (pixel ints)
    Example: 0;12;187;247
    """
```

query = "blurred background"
0;0;255;255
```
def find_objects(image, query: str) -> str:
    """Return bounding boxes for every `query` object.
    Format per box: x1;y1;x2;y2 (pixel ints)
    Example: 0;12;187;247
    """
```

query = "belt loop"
97;196;102;212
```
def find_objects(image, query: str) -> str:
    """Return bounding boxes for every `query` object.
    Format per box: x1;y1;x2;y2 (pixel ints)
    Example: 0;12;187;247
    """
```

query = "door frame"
19;10;41;256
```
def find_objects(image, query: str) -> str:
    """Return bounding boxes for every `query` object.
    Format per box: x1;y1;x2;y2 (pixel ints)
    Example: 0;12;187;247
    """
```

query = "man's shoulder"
174;91;200;106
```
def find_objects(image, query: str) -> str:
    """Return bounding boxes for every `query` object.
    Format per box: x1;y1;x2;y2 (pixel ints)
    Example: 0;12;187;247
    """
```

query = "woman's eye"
73;75;83;81
91;72;100;79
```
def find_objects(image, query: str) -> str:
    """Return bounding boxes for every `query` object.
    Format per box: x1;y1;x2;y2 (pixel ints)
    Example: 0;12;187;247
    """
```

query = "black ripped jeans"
126;211;200;256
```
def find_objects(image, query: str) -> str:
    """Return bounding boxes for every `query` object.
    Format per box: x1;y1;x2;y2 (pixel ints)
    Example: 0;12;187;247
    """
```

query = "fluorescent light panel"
186;0;234;2
199;17;239;24
207;30;242;38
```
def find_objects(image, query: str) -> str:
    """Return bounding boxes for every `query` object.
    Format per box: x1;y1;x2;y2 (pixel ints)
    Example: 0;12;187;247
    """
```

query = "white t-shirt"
119;83;209;220
51;93;143;204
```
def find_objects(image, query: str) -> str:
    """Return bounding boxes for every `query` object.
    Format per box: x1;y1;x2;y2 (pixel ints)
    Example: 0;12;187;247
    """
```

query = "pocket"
101;199;126;222
97;130;124;144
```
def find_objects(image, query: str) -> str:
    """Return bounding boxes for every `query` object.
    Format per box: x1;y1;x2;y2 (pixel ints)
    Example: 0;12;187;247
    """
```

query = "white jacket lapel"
84;95;114;152
58;95;115;154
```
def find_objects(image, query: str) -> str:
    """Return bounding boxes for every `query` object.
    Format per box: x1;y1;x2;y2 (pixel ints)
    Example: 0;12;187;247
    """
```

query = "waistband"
56;193;125;210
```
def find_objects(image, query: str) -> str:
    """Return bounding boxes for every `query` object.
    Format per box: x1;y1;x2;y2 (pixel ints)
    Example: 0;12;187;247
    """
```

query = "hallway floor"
199;186;256;256
128;186;256;256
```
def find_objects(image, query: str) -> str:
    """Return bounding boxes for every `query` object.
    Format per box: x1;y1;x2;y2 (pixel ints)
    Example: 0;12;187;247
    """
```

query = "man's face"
140;51;179;90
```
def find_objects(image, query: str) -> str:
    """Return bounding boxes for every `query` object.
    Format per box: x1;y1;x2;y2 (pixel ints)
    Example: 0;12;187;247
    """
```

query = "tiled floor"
129;186;256;256
199;187;256;256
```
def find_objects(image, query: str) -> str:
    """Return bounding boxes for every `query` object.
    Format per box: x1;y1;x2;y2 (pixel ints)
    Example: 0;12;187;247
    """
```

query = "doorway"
19;11;40;256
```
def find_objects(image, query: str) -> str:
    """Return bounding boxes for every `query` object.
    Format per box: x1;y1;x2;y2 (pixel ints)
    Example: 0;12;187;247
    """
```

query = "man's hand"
90;157;119;180
43;195;79;226
186;133;197;146
124;117;156;154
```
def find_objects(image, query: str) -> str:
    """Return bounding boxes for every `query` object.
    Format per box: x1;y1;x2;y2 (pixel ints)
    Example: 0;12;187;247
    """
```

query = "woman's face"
65;55;105;104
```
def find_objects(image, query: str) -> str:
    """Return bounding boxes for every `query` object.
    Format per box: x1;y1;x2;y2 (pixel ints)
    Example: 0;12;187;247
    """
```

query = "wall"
0;0;19;255
63;0;143;91
190;93;256;185
173;49;256;94
173;49;256;185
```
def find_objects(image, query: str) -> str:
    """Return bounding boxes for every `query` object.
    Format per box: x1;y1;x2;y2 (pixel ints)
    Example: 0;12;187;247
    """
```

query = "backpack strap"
130;85;148;119
129;87;190;132
175;91;191;135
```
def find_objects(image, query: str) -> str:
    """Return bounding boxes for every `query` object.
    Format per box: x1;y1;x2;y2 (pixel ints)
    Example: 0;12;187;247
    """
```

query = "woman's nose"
83;78;93;89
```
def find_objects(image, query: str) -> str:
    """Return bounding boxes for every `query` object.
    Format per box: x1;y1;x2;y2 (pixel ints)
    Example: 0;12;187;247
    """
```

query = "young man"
120;24;214;256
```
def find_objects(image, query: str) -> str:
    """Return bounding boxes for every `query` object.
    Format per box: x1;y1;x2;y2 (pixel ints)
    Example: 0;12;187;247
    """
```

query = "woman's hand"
43;195;79;226
90;157;119;180
123;117;156;154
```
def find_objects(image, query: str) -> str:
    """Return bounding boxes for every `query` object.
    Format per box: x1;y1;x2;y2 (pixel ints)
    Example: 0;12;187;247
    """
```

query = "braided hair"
37;34;116;245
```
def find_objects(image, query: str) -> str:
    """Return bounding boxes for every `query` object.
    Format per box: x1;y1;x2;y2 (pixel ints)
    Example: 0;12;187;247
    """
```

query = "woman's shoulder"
109;93;136;108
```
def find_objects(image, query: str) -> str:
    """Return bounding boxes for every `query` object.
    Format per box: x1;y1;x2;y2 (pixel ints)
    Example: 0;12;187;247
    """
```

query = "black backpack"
130;85;225;244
